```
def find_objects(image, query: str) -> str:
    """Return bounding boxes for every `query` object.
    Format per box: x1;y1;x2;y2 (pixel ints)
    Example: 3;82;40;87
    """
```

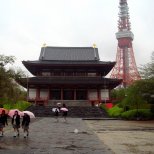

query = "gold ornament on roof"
93;43;97;48
42;43;46;47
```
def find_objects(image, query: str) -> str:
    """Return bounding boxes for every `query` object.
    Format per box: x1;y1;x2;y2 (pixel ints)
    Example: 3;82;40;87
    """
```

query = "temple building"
18;46;122;106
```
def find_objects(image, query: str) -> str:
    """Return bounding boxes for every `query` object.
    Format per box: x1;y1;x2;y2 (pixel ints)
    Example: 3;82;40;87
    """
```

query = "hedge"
108;106;123;117
121;109;153;120
3;101;31;111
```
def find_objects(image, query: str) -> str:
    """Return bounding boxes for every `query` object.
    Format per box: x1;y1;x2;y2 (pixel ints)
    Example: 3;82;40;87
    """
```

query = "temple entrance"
76;89;87;100
50;89;61;100
63;89;74;100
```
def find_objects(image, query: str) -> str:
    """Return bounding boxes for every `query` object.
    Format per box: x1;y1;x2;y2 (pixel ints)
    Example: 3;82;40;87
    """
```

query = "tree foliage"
139;51;154;79
0;54;26;103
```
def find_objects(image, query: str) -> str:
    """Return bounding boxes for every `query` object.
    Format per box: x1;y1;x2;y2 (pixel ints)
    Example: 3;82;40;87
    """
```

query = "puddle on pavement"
69;131;92;135
0;137;31;150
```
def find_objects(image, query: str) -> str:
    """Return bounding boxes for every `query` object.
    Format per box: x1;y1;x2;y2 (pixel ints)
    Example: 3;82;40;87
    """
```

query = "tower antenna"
110;0;140;87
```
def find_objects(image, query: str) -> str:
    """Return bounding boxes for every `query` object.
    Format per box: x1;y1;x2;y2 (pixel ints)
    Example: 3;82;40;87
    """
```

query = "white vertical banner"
40;89;48;99
88;89;98;100
29;89;36;99
101;89;109;100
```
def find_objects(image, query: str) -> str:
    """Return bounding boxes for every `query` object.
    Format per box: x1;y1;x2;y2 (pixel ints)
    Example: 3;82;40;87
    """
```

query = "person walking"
22;113;30;138
0;110;8;137
61;104;68;122
57;102;61;111
54;108;60;122
12;110;20;137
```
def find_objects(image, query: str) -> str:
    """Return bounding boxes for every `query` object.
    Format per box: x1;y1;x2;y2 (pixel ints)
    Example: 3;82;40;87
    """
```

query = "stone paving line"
85;120;154;154
0;118;113;154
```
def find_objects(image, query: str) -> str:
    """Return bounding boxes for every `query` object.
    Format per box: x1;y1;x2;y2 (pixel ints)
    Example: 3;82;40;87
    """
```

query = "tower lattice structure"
110;0;140;87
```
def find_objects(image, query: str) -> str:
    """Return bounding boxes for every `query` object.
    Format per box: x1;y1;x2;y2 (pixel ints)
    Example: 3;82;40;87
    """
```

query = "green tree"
0;54;26;104
140;51;154;79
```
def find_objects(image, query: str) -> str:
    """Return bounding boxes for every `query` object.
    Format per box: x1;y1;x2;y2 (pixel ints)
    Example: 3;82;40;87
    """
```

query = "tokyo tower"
110;0;140;87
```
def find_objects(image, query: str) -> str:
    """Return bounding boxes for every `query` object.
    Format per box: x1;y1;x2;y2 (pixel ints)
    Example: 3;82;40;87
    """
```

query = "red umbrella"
22;111;35;118
8;109;23;118
0;108;9;114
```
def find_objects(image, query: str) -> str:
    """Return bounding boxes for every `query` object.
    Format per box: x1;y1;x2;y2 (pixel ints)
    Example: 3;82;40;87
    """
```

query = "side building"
18;46;122;106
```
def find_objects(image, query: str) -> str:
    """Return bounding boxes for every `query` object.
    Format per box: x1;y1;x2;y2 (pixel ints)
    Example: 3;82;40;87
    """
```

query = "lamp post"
26;75;29;102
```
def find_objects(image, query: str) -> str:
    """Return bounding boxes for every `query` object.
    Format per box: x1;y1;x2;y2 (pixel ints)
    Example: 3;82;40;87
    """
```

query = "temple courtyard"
0;118;154;154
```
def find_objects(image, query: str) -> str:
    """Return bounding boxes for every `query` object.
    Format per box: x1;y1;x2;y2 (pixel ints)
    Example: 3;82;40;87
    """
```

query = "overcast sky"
0;0;154;74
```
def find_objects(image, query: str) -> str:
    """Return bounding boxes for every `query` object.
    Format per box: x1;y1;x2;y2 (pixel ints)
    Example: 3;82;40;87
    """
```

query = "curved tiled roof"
39;46;99;61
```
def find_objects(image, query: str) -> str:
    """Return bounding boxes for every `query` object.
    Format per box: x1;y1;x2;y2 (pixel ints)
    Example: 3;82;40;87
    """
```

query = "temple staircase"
26;105;108;118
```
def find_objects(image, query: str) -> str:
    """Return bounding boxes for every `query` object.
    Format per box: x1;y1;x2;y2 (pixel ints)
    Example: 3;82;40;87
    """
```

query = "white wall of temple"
29;88;36;99
88;89;97;100
101;89;109;100
40;89;48;99
28;88;110;101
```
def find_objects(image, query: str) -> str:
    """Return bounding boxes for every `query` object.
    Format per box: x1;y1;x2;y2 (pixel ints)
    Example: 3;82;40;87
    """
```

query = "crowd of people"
0;103;68;138
0;110;30;138
53;103;68;122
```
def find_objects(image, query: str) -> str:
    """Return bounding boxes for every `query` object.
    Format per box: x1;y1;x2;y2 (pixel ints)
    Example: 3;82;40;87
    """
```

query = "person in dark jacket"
54;108;60;122
22;113;30;138
12;111;20;137
0;110;8;137
62;104;68;122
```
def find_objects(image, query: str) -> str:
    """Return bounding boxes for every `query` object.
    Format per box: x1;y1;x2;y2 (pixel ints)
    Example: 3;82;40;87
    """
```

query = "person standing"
12;111;20;137
22;113;30;138
0;110;8;137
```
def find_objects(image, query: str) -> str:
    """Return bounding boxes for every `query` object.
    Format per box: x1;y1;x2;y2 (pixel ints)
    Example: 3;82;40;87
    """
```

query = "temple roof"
18;77;122;89
39;46;99;61
22;60;115;76
22;46;116;76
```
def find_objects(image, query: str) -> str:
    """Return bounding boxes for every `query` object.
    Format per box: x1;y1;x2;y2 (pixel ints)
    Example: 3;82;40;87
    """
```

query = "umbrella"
0;108;9;114
60;108;68;112
23;111;35;118
52;108;60;112
8;109;23;118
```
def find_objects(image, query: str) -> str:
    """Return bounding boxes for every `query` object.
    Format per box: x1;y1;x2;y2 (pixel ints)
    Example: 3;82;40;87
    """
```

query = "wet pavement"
85;120;154;154
0;118;113;154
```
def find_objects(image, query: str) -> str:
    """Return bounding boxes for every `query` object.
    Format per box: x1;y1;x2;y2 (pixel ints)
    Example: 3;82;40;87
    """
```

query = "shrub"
108;106;123;117
150;104;154;114
3;101;31;111
121;109;153;120
100;104;108;112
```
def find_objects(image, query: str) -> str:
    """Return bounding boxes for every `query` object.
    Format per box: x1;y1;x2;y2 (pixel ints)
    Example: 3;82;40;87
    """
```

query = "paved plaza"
0;118;113;154
0;118;154;154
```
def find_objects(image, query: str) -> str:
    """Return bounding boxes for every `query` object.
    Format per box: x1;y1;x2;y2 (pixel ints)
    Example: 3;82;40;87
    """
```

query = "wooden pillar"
74;89;76;100
87;89;90;104
27;87;29;102
48;88;50;100
61;88;63;100
36;88;40;105
97;88;101;104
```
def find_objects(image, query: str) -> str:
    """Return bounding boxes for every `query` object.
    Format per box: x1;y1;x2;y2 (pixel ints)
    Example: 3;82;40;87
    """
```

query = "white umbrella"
52;108;60;112
23;111;35;118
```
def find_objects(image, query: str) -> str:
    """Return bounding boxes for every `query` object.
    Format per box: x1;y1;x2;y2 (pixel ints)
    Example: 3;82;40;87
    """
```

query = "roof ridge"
42;46;97;49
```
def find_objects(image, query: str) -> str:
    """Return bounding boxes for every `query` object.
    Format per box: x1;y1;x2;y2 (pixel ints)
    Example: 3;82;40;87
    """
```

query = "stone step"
26;106;108;118
48;100;91;107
